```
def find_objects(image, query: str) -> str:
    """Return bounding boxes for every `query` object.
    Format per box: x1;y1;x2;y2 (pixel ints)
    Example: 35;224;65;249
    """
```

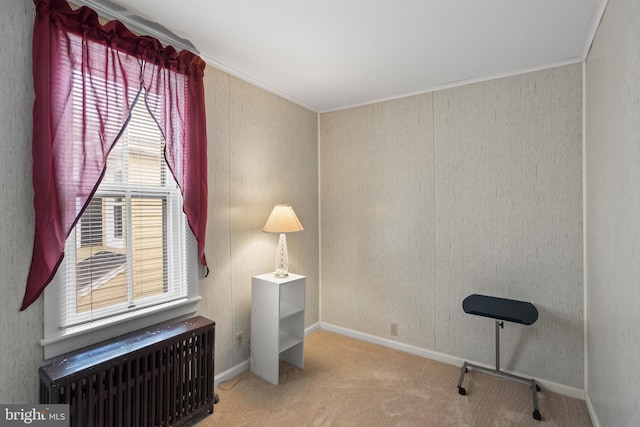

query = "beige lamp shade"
262;204;304;233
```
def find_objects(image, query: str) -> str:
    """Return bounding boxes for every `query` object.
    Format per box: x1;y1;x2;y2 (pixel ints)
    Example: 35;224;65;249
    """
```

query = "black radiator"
39;316;215;426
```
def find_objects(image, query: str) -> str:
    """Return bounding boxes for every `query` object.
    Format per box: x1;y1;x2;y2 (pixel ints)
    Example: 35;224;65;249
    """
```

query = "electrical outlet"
390;323;398;337
235;331;244;349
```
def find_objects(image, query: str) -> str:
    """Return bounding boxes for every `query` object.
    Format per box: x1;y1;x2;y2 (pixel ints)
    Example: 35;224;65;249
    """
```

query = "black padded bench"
456;294;542;421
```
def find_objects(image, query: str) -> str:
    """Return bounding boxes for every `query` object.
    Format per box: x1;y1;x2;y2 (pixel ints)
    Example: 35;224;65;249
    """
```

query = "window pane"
127;101;165;187
80;198;103;246
75;198;128;313
131;197;166;301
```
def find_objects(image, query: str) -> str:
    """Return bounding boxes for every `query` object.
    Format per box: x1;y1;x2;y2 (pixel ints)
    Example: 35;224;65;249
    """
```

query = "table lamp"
262;204;303;277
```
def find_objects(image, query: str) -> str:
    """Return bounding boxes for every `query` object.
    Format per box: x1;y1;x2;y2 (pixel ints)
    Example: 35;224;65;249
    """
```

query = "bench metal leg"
457;321;542;420
456;362;469;395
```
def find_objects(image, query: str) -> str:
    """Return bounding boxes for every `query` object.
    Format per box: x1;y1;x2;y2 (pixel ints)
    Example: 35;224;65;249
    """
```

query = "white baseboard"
305;321;322;335
584;391;601;427
214;359;250;387
319;322;586;400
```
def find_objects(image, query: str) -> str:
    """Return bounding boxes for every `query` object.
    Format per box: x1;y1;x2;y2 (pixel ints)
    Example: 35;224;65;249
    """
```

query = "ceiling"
78;0;606;112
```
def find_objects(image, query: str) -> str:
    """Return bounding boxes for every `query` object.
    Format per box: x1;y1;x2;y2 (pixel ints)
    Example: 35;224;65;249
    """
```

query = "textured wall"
0;0;43;403
434;66;583;387
586;0;640;425
197;73;319;371
320;64;584;388
320;96;436;349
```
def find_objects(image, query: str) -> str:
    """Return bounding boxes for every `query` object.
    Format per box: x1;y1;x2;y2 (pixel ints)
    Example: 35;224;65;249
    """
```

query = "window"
30;0;207;360
41;90;200;360
61;94;188;327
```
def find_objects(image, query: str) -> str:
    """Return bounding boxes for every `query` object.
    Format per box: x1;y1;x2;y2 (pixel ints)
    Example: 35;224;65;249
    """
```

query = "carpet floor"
196;329;592;426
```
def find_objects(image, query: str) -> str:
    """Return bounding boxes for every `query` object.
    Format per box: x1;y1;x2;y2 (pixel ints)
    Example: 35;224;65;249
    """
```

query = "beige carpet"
197;330;592;426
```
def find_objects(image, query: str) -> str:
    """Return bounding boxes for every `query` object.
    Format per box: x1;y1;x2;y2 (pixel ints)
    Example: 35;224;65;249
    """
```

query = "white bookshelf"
250;273;305;385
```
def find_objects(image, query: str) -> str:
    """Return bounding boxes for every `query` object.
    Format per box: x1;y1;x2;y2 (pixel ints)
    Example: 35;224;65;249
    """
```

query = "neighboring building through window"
79;198;103;246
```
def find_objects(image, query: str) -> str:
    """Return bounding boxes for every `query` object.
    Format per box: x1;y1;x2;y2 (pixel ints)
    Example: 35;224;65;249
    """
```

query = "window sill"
40;296;201;360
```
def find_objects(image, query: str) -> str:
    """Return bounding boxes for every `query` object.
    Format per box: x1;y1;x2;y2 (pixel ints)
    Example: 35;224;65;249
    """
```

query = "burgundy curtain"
21;0;208;310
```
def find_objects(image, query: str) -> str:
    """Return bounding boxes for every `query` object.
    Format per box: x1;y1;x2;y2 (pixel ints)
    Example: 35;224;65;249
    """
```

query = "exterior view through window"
62;91;187;327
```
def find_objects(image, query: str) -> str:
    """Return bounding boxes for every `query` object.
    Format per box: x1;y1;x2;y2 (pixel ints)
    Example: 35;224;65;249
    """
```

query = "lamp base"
274;233;289;278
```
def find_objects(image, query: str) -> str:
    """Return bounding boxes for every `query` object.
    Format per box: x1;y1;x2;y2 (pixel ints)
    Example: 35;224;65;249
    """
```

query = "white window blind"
61;91;188;328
